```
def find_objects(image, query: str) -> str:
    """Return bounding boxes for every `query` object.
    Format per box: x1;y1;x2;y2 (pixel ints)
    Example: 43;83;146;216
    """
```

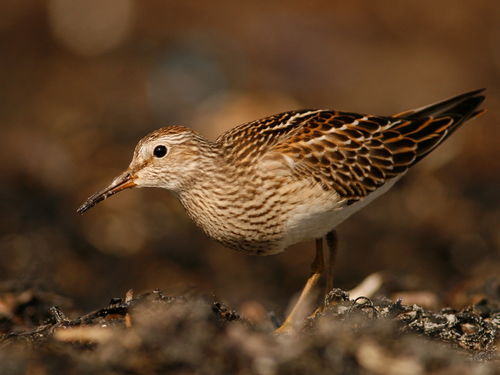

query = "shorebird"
77;89;485;332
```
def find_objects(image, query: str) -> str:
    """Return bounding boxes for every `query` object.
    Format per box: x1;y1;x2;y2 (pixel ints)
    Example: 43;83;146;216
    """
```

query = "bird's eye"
153;145;167;158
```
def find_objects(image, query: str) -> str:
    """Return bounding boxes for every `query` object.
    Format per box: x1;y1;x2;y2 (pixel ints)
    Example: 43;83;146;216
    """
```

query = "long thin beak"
77;171;136;214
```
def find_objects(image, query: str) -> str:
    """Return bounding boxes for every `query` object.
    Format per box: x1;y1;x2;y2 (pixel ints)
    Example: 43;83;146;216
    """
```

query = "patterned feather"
219;89;485;204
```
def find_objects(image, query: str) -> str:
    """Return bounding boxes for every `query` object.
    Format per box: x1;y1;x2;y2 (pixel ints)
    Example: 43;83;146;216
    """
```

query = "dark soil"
1;284;498;375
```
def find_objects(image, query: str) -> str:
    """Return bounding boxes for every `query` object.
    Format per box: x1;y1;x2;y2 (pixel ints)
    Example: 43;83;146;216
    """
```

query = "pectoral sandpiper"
77;89;485;332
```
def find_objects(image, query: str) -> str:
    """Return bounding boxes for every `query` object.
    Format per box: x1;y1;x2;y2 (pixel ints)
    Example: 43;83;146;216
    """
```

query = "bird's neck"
174;147;256;246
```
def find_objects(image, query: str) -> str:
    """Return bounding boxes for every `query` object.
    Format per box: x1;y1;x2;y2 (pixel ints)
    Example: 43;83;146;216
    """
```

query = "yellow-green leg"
324;230;338;297
274;238;324;334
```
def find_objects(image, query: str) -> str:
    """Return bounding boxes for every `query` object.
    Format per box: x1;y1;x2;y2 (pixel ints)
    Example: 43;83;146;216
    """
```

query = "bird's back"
217;89;485;205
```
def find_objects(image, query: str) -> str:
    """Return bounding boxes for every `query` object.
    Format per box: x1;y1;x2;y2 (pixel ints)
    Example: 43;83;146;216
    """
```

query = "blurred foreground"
1;283;498;374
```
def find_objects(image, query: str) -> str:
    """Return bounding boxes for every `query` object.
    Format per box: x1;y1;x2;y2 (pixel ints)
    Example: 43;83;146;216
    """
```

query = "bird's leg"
324;230;338;297
274;238;324;333
308;230;338;318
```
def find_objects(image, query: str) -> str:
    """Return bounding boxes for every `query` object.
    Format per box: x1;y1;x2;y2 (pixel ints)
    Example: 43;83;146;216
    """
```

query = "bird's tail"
390;89;486;164
393;88;485;121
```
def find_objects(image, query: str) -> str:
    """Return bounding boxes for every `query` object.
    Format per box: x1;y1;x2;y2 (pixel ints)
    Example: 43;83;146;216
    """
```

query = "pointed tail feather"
389;89;486;165
393;88;486;119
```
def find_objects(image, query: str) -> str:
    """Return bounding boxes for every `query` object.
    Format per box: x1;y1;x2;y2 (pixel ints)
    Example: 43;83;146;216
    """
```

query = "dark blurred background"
0;0;498;316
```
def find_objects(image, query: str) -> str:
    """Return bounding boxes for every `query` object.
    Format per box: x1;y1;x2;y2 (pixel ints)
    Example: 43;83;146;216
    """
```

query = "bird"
77;89;485;332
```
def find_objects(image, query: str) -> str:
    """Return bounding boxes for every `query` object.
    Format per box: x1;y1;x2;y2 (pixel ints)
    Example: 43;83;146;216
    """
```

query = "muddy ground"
1;280;498;375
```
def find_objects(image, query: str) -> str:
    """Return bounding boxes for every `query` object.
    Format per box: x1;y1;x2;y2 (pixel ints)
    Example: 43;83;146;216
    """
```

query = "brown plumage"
77;89;485;331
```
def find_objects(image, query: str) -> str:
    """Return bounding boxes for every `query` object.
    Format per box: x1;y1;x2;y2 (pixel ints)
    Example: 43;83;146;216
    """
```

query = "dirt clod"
0;283;498;374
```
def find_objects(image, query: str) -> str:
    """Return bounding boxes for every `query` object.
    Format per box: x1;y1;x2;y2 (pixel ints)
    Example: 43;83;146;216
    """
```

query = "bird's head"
77;126;213;214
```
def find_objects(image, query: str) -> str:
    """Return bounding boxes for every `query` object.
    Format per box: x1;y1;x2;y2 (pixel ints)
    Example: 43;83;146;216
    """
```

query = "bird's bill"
76;171;136;214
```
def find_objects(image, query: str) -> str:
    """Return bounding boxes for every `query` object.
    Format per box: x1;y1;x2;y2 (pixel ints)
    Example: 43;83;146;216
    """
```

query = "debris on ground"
0;283;498;374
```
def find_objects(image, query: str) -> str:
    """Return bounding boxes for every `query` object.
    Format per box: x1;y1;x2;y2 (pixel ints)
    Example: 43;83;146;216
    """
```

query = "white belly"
280;177;402;250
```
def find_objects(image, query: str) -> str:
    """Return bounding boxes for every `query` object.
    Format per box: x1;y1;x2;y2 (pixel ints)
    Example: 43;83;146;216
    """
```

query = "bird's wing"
217;110;324;163
264;90;485;204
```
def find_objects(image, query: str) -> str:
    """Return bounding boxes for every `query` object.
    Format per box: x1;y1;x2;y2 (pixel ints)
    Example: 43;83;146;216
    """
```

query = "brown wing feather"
269;90;485;204
217;110;321;163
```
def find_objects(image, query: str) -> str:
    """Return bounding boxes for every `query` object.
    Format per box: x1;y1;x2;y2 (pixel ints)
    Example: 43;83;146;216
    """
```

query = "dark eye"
153;145;167;158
